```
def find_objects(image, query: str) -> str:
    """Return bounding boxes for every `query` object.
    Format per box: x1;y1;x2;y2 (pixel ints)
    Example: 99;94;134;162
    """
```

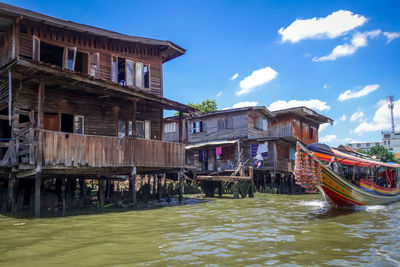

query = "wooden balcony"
37;130;185;169
0;129;185;174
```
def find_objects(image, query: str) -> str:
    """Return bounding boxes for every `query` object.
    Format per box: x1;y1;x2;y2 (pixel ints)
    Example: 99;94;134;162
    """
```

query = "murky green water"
1;194;400;266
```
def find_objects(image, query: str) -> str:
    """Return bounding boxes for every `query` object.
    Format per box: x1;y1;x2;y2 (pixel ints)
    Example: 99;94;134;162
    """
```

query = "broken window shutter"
89;52;100;78
145;121;151;139
135;62;143;87
112;56;117;82
126;59;134;86
32;35;40;61
64;47;77;71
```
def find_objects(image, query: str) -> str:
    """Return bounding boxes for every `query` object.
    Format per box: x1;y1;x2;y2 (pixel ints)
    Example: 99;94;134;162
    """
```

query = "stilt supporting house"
0;3;197;216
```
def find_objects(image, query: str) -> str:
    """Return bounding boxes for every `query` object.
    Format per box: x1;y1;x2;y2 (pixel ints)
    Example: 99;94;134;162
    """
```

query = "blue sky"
5;0;400;146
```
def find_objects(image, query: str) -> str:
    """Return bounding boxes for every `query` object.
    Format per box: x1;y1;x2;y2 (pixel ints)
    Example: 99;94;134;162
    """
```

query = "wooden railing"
36;130;185;168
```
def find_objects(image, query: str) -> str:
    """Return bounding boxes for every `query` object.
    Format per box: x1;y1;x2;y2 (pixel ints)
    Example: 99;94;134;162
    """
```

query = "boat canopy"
306;143;400;168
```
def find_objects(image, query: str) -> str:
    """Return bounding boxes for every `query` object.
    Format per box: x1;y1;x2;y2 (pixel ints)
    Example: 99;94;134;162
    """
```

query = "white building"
347;131;400;160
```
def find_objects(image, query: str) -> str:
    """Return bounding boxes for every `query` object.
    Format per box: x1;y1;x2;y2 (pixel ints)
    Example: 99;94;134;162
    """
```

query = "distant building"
382;131;400;159
347;131;400;160
164;106;333;193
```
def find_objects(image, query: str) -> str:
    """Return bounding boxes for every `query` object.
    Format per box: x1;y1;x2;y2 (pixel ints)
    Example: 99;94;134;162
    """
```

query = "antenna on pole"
386;95;395;133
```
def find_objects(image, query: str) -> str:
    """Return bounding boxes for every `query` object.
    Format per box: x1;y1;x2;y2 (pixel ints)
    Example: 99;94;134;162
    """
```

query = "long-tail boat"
294;142;400;207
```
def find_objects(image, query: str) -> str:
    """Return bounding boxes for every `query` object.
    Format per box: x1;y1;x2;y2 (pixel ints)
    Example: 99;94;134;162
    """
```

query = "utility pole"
386;95;395;133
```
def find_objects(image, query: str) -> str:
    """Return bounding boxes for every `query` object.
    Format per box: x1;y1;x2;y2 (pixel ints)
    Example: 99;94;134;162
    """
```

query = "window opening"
193;121;202;133
309;127;314;139
61;114;74;133
165;122;177;133
136;121;144;138
144;65;150;88
118;57;126;85
89;53;100;78
75;52;88;74
40;41;64;67
118;121;126;137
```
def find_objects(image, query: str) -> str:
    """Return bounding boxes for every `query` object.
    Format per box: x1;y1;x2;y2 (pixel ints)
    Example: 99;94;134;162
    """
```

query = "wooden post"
153;174;157;199
233;182;239;199
131;167;137;207
37;79;45;129
158;174;162;201
7;173;15;212
34;172;41;217
178;111;183;143
218;181;223;198
147;175;151;200
132;100;137;138
178;171;183;203
61;179;66;215
98;179;104;206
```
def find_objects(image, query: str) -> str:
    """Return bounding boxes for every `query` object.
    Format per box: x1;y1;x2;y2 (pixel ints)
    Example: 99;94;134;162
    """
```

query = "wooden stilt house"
0;3;195;216
164;106;333;194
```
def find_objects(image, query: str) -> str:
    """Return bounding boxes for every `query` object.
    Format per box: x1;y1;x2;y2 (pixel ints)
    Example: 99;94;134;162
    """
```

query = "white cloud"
223;101;258;110
338;84;380;101
319;123;329;132
323;84;328;89
313;30;381;62
268;99;331;112
349;139;362;144
339;114;347;121
278;10;367;43
383;32;400;43
236;67;278;96
350;110;365;122
216;91;222;98
320;134;337;143
353;99;400;135
230;73;239;80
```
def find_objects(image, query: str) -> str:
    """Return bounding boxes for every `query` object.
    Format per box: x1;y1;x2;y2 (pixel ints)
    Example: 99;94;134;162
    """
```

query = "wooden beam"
37;79;44;129
178;111;183;143
132;100;137;138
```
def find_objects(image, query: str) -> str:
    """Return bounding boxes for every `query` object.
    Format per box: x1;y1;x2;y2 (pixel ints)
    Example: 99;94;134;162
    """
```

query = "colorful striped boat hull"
318;165;400;207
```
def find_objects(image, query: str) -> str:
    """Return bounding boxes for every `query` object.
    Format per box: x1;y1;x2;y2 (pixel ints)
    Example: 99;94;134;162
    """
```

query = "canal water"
1;194;399;266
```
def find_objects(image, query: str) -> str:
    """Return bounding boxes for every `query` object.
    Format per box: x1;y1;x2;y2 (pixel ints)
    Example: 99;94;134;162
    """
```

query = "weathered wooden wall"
247;110;269;139
270;114;318;145
15;19;163;96
15;84;163;140
187;112;251;143
164;119;188;143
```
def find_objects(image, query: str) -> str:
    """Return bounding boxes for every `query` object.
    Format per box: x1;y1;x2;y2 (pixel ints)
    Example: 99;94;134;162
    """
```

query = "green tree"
187;99;217;113
175;99;218;115
367;145;396;162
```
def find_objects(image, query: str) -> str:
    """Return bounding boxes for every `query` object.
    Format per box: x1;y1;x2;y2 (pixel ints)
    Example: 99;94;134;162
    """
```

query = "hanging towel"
216;146;222;156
